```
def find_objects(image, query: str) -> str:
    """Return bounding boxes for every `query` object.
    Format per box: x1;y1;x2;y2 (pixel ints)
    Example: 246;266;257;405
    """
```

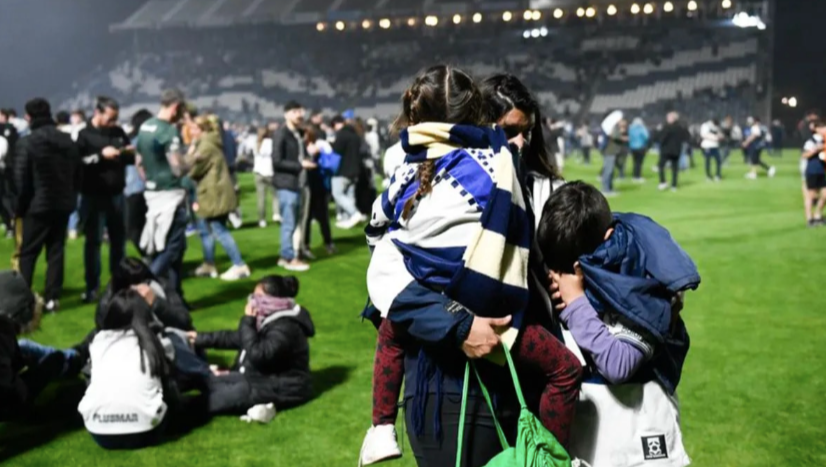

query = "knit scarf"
249;295;296;331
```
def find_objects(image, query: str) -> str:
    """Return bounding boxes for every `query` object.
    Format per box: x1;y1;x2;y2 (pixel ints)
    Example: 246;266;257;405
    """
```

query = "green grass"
1;150;825;467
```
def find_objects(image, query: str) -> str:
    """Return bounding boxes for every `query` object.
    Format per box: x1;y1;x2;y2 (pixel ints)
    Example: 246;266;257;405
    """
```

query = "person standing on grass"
330;114;366;230
76;96;135;304
125;109;152;255
13;98;81;313
253;127;279;228
136;89;189;298
656;112;691;192
186;115;250;281
272;101;314;272
577;121;594;165
801;120;826;227
742;116;776;180
700;118;723;182
628;117;650;183
601;118;628;197
0;110;19;238
302;127;335;257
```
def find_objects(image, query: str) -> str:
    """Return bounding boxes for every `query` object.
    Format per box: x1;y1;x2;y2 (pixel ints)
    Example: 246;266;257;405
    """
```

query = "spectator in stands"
656;112;691;192
0;110;19;238
302;128;335;256
700;118;723;182
272;101;313;272
601;118;628;196
135;89;189;299
76;96;135;304
331;114;366;230
186;115;251;281
254;127;280;227
577;121;594;165
742;116;776;180
628;118;650;183
125;109;151;254
13;98;81;313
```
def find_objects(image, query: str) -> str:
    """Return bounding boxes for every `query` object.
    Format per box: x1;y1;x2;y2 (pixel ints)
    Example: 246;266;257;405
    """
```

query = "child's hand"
549;263;585;308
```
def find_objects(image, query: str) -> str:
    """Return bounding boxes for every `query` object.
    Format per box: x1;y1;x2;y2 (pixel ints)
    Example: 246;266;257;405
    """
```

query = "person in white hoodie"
78;288;174;450
253;128;280;228
700;119;723;182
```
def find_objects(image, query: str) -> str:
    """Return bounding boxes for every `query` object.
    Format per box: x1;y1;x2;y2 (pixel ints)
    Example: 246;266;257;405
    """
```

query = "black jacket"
1;123;19;174
333;125;364;179
271;126;304;192
0;316;25;420
195;307;315;408
13;118;80;216
657;122;691;156
77;123;134;196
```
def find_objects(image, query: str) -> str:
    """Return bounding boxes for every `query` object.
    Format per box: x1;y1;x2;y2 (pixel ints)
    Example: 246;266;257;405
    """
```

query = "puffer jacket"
187;132;237;219
13;117;80;216
195;306;315;408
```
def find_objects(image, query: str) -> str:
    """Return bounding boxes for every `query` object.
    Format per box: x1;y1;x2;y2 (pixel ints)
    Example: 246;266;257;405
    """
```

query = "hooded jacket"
13;117;80;216
195;306;315;408
187;132;238;219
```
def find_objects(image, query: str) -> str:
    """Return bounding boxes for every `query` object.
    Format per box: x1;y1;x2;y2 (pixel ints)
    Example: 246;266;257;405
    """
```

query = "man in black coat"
13;98;81;312
656;111;691;191
330;114;366;229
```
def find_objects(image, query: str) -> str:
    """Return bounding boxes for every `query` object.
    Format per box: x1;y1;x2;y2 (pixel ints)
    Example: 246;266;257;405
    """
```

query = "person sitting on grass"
78;289;177;450
536;181;700;467
801;120;826;227
188;275;315;416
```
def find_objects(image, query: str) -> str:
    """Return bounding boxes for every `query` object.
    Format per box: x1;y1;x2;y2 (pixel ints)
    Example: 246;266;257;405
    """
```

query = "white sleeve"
260;138;273;157
751;125;762;137
804;140;818;152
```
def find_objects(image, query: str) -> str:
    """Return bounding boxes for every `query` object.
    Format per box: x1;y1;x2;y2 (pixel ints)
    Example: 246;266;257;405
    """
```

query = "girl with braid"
359;66;581;466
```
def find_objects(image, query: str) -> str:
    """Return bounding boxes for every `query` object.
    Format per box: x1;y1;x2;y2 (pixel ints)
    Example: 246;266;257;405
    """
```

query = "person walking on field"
628;118;650;183
330;115;366;229
656;112;691;192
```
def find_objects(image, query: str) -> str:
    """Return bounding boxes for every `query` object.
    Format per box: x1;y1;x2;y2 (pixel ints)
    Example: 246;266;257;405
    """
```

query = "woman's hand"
461;315;512;359
244;302;256;317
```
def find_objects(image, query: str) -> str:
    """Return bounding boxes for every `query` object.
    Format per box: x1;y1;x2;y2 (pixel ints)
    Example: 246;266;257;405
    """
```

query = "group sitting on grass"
0;261;315;450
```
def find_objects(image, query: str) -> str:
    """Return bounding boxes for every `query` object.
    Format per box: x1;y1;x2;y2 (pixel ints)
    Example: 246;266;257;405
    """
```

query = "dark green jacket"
188;132;237;219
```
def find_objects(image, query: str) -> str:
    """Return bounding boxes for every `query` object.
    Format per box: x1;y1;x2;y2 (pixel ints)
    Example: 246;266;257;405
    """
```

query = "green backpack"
455;344;572;467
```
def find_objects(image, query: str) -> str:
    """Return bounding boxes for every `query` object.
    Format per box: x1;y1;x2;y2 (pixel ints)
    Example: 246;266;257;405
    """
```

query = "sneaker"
658;183;669;191
768;166;777;178
220;264;251;281
272;215;282;223
300;249;317;261
277;258;289;268
338;213;366;230
325;243;337;255
229;212;243;229
336;213;345;223
745;172;757;180
194;263;219;279
283;260;310;272
80;290;98;304
240;403;277;424
45;300;60;313
258;220;267;229
359;425;403;466
68;230;78;240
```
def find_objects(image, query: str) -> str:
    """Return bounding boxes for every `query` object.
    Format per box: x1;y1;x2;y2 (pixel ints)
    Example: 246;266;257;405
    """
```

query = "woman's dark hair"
129;109;153;139
480;74;560;180
258;275;299;298
111;257;157;293
396;65;486;220
100;289;166;378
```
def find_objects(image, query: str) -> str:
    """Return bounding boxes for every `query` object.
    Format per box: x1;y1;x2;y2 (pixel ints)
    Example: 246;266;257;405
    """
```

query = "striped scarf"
367;122;531;330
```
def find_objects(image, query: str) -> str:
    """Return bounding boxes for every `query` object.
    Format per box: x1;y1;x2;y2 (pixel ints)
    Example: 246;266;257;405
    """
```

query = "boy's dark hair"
396;65;485;220
284;100;303;112
330;115;345;127
258;275;299;298
55;110;71;125
25;98;51;119
111;257;158;293
537;181;614;274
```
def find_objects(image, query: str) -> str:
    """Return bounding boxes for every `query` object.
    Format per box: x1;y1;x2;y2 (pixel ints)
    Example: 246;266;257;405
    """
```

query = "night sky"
773;0;825;118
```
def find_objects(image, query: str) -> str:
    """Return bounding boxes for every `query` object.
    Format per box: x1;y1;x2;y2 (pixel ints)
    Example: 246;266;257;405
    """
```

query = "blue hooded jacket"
578;213;700;394
628;121;650;151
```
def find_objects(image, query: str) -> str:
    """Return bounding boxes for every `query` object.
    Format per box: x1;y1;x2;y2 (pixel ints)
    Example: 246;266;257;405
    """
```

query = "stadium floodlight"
576;7;585;17
586;7;596;17
316;22;326;31
362;19;371;29
789;97;798;108
732;11;766;29
532;10;542;20
453;14;462;24
473;13;482;23
607;5;617;15
554;8;564;19
425;15;438;26
335;21;345;30
540;26;548;36
664;2;674;12
781;97;788;105
687;1;698;11
523;30;531;39
379;18;391;29
503;11;513;21
722;0;732;9
524;10;533;20
531;28;541;38
631;3;641;14
407;17;417;26
643;3;654;14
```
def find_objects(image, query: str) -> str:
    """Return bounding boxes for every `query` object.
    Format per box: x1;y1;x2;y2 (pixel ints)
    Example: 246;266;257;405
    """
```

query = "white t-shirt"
253;138;274;177
699;122;720;149
78;330;167;435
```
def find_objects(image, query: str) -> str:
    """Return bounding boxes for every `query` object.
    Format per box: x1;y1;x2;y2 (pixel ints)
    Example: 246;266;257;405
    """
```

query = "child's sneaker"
359;425;402;466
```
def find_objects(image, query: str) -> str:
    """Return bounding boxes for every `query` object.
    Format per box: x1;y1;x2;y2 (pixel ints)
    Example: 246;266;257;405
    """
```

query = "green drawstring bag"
455;343;572;467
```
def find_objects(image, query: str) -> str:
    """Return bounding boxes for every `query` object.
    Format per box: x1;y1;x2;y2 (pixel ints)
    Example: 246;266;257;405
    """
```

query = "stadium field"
1;150;823;467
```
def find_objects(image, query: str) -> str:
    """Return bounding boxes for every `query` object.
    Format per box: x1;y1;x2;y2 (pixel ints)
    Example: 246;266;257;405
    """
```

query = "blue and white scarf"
367;123;531;331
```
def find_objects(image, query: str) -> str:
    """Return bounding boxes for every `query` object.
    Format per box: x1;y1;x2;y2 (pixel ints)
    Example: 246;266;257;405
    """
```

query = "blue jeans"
331;176;358;219
17;339;77;377
67;195;81;232
197;216;244;267
703;148;722;179
601;154;617;192
278;189;300;261
150;205;188;296
81;194;126;295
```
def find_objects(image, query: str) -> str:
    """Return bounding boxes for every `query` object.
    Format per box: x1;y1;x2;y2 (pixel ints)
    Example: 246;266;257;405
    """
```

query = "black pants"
304;177;333;248
582;146;591;164
631;149;647;179
207;372;260;415
658;154;680;188
616;152;628;179
404;394;518;467
81;194;127;295
18;211;70;301
0;172;13;231
125;193;147;254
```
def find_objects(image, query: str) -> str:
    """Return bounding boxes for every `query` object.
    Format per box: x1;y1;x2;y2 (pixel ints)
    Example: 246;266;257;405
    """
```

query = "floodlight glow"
362;19;371;29
586;7;596;17
607;5;617;15
425;15;438;26
781;97;788;105
631;3;641;14
524;10;533;20
732;12;766;29
503;11;513;21
530;28;540;38
540;26;548;36
554;8;564;18
687;1;698;11
379;18;391;29
335;21;345;30
407;17;417;26
472;13;483;23
576;7;585;17
664;2;674;12
722;0;732;9
316;22;326;31
453;14;462;24
789;97;798;108
643;3;654;14
523;30;531;39
532;10;542;20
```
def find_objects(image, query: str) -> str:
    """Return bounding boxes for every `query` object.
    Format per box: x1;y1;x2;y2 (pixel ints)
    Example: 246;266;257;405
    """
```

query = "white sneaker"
272;215;282;223
258;220;267;229
229;212;243;229
359;425;402;466
658;183;669;191
277;258;289;268
220;264;251;281
194;263;218;279
240;403;276;424
339;213;366;230
745;172;757;180
283;260;310;272
768;166;777;178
